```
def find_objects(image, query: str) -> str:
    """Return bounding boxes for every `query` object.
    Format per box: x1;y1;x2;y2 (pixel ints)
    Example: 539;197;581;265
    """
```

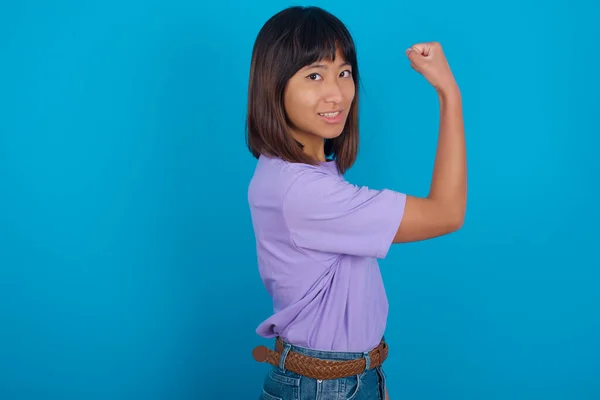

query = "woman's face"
283;48;355;146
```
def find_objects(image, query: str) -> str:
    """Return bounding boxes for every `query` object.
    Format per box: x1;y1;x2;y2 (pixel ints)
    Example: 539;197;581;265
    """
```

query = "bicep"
392;195;463;243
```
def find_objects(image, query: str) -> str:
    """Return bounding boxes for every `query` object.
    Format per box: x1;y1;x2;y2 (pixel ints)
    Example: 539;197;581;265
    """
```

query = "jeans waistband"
277;336;385;362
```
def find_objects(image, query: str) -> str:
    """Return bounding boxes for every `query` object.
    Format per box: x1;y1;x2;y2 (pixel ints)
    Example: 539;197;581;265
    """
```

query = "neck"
293;132;326;162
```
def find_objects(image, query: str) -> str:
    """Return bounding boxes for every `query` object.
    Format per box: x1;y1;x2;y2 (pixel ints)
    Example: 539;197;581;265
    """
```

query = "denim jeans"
259;339;387;400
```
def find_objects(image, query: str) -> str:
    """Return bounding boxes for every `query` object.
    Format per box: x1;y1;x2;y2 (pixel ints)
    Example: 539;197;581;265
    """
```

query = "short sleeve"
283;169;407;259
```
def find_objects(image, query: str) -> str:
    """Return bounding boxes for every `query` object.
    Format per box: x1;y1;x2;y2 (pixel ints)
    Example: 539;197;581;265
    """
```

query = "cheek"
286;89;318;117
344;82;356;103
283;89;298;121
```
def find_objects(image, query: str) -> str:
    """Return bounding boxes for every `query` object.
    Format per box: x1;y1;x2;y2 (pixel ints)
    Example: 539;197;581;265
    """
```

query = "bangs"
284;9;357;72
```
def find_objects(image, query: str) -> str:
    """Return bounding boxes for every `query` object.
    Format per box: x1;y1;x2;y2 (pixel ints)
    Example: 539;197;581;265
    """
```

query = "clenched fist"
406;42;458;94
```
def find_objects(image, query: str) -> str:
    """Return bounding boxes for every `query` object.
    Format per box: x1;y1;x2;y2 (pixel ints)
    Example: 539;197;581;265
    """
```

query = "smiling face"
283;47;356;159
247;6;361;173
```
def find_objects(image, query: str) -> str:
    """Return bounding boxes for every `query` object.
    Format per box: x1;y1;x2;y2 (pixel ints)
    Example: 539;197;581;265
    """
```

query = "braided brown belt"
252;337;388;380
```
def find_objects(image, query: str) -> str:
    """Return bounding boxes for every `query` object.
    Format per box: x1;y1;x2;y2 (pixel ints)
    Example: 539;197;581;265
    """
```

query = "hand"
406;42;458;94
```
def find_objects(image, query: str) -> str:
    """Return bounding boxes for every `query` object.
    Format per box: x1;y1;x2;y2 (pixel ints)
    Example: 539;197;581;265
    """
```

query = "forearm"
427;85;467;226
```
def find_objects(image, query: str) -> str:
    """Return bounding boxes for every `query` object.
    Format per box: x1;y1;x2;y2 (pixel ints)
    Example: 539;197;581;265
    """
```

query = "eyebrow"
305;62;351;70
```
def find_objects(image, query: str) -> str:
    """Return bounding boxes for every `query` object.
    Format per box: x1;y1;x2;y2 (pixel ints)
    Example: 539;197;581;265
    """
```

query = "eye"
307;73;322;81
340;70;352;78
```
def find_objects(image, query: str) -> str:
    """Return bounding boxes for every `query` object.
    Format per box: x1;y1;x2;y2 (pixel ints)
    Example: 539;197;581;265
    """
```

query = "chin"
316;124;346;140
322;130;344;140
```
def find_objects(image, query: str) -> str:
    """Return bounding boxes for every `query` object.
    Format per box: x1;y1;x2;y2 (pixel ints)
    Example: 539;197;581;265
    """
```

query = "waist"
252;336;389;380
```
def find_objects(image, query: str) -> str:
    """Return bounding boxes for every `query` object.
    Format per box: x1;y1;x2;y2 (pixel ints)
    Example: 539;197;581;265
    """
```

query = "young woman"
246;6;466;400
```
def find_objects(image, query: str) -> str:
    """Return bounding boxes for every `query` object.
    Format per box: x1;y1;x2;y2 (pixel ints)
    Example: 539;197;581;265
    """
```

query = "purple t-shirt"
248;154;406;352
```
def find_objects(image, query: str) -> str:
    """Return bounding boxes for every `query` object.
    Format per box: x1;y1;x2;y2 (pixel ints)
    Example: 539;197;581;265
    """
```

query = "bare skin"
283;47;355;160
393;42;467;243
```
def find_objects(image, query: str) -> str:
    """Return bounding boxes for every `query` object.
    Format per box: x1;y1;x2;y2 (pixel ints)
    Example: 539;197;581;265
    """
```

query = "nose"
323;79;343;104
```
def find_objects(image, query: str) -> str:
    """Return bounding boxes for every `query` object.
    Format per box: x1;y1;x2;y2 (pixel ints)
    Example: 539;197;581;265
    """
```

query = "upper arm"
392;195;464;243
284;170;406;259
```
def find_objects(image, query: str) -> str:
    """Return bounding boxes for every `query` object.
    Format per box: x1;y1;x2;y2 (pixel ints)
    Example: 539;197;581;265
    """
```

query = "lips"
318;109;344;124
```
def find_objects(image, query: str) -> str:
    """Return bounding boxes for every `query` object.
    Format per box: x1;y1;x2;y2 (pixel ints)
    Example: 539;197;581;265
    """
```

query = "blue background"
1;0;598;399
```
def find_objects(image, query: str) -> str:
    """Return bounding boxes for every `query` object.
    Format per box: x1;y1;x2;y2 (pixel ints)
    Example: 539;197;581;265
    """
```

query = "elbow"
451;216;464;231
434;196;466;234
448;210;465;232
449;196;466;232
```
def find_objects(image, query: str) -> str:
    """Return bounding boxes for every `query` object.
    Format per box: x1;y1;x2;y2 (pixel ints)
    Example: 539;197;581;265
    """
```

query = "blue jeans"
259;339;387;400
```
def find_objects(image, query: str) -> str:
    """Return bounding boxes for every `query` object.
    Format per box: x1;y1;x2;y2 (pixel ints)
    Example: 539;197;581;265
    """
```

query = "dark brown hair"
245;6;360;175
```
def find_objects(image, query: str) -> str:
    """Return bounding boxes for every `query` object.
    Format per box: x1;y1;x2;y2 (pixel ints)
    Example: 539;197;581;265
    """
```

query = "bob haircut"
245;6;360;175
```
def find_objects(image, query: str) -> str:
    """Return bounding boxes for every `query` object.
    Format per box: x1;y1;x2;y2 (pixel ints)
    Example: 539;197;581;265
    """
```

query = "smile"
318;110;344;124
318;111;341;117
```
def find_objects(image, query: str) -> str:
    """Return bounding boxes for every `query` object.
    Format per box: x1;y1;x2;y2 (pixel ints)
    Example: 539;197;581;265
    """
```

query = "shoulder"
248;154;329;206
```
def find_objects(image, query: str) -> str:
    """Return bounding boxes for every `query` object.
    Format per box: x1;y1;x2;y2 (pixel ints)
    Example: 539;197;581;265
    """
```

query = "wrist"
437;83;461;101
